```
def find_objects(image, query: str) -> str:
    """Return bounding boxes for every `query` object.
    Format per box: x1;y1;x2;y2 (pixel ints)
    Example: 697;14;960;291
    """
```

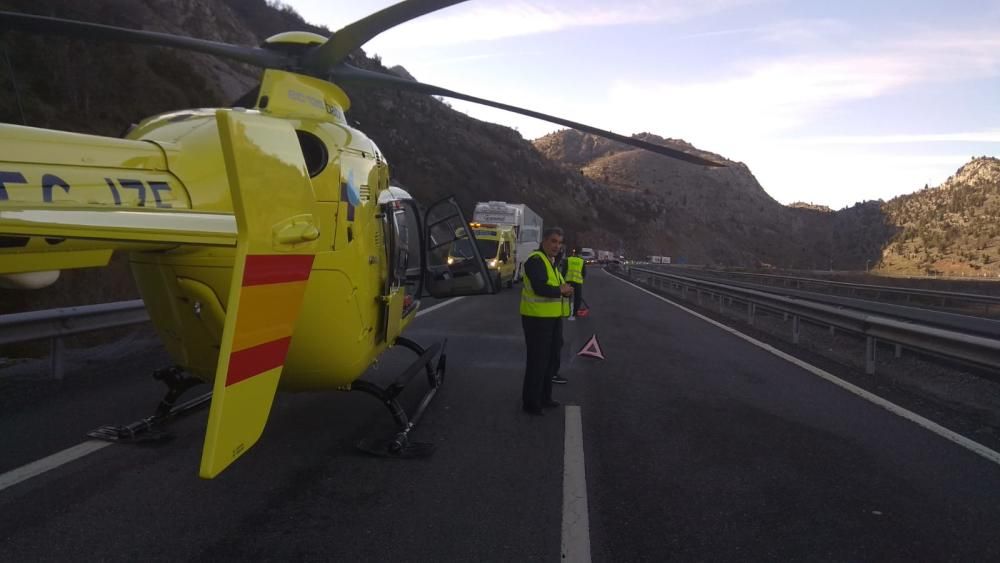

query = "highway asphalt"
2;269;1000;561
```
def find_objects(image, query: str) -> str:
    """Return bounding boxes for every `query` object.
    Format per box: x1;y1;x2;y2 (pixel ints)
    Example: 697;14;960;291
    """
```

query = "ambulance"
448;223;517;291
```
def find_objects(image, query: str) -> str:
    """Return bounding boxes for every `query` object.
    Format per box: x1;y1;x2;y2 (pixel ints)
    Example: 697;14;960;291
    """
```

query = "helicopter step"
354;336;447;458
88;366;210;443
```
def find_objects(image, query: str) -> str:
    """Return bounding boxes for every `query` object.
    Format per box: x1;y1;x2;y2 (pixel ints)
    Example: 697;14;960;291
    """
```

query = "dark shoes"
542;400;561;408
522;406;545;416
551;375;568;384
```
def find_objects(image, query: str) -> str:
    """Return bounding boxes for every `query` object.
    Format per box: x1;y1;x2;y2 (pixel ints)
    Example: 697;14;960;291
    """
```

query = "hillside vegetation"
0;0;996;316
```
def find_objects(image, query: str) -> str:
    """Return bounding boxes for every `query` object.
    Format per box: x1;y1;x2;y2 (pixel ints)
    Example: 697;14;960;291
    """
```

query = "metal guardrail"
625;267;1000;375
667;270;1000;339
662;267;1000;313
0;300;149;379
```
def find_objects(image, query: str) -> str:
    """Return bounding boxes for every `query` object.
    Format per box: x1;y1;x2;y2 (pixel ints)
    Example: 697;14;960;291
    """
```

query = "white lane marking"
0;440;111;492
562;405;592;563
610;274;1000;468
0;298;466;493
416;296;465;317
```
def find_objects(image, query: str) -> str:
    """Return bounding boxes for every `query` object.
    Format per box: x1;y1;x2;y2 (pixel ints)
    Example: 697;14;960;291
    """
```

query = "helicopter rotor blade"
0;11;290;68
300;0;468;73
330;64;725;167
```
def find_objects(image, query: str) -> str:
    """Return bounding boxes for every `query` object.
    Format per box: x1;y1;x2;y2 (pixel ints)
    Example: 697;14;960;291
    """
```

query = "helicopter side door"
378;195;421;344
424;197;498;298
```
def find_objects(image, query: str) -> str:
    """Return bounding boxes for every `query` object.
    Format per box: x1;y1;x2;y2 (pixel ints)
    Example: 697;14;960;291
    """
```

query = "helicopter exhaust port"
352;336;448;458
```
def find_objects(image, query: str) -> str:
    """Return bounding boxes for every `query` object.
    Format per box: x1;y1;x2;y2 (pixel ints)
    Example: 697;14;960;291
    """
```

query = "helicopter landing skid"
353;337;447;458
87;367;210;443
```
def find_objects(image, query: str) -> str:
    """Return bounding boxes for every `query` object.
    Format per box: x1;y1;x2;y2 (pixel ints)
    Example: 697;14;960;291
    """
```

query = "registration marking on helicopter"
0;297;469;492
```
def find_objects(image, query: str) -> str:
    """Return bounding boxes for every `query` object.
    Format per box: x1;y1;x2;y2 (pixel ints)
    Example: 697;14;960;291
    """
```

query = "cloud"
748;148;976;208
604;27;1000;144
361;0;761;50
755;18;853;44
797;131;1000;145
606;53;919;143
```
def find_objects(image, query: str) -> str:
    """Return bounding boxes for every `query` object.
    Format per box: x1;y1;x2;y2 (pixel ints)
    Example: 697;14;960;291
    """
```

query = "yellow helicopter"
0;0;721;479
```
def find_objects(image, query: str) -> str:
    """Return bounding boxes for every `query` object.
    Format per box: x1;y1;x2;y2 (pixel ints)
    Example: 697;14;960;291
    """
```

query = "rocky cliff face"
0;0;994;317
879;157;1000;276
533;130;848;267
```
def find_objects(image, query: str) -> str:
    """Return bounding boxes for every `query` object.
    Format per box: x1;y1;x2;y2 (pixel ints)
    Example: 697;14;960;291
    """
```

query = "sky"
283;0;1000;209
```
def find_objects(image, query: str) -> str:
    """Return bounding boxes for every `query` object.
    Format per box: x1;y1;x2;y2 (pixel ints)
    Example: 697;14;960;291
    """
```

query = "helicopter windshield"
450;238;498;260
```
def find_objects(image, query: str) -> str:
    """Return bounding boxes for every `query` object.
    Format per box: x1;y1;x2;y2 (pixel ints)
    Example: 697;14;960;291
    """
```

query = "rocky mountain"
0;0;995;317
789;202;833;213
879;157;1000;276
533;130;851;267
0;0;670;311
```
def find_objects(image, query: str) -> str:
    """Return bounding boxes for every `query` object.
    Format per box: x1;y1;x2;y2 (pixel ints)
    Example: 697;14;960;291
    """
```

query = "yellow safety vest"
520;251;571;318
565;256;584;283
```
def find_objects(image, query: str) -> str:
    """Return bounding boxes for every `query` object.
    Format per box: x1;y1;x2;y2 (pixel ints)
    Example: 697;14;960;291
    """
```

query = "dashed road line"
610;272;1000;467
561;405;592;563
0;297;467;493
416;296;465;317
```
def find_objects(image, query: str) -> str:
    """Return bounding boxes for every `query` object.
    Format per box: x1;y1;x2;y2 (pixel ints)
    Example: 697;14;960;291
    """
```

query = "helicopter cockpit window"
295;130;328;177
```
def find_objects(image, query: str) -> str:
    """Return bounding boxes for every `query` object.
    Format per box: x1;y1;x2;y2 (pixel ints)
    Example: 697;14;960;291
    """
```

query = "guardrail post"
682;286;688;300
50;336;65;380
718;294;724;313
792;315;800;344
696;290;702;305
894;343;902;359
865;336;876;375
747;303;755;326
829;326;836;336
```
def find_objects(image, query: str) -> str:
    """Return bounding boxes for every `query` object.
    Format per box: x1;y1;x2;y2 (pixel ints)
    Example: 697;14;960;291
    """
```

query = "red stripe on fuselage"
242;255;314;286
225;336;292;386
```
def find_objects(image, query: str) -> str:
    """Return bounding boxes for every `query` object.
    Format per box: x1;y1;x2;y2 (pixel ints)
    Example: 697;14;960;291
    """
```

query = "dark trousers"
521;315;563;410
569;282;583;314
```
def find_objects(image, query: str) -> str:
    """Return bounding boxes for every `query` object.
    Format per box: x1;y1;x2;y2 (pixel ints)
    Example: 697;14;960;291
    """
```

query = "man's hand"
560;283;574;296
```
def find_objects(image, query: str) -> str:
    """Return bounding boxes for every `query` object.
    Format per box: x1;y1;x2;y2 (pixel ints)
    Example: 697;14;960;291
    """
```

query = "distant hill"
789;202;833;213
533;130;851;267
879;157;1000;276
0;0;994;317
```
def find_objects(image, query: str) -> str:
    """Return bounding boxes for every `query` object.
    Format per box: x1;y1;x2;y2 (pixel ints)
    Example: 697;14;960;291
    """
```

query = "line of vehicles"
449;201;633;289
580;248;621;265
446;201;543;291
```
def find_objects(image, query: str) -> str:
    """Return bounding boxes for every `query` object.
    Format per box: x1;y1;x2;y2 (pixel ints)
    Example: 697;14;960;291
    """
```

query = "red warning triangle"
577;334;605;360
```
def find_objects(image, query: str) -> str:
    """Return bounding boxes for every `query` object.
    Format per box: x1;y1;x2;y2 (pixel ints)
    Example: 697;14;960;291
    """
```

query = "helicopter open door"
423;197;498;298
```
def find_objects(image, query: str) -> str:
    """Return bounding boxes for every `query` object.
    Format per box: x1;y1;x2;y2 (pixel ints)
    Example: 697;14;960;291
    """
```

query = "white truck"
473;201;543;282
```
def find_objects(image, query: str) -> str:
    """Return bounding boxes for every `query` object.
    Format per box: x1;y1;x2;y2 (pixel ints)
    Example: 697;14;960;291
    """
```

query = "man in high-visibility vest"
561;248;586;320
520;227;573;415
